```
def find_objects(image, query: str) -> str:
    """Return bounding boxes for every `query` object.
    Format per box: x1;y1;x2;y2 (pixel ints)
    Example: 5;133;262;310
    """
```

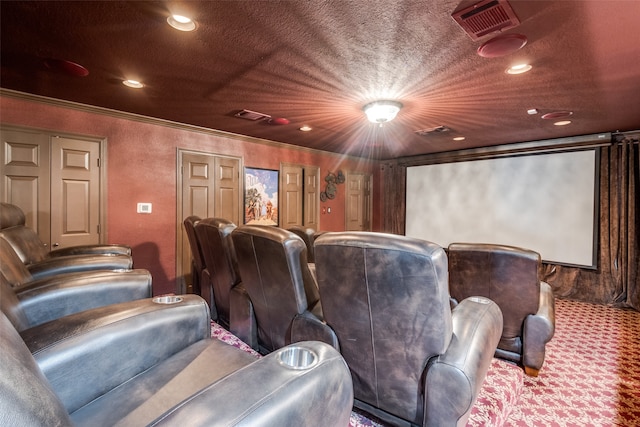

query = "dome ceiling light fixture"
363;100;403;124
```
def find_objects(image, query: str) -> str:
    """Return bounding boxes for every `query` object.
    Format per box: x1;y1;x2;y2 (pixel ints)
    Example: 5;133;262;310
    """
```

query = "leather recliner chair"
287;225;317;262
0;294;354;426
447;242;556;377
183;215;205;296
1;268;151;331
0;203;133;280
195;217;242;328
314;232;503;427
230;225;337;353
0;202;132;260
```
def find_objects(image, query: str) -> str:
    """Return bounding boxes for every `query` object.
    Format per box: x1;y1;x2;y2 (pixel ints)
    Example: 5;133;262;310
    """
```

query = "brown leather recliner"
182;216;205;297
194;217;241;328
314;231;503;427
447;242;556;377
230;225;337;354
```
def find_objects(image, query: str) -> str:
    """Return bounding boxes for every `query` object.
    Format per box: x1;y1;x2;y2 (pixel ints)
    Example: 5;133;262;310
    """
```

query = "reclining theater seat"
0;295;354;427
230;225;335;353
0;237;134;289
1;269;151;331
314;232;503;427
195;217;241;328
0;203;132;277
287;225;317;262
447;242;556;377
183;215;205;296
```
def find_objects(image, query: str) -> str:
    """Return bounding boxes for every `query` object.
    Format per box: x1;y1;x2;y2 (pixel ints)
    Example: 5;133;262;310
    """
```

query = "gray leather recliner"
447;242;556;376
183;215;206;297
230;225;337;353
287;225;317;262
0;293;354;426
314;231;503;427
195;217;241;328
0;203;132;279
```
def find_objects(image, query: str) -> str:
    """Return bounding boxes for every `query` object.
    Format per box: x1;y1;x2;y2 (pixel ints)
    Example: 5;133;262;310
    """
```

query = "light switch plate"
137;202;152;214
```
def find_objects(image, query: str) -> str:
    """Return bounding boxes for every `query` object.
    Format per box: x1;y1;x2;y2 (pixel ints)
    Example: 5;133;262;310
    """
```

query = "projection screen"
405;149;599;268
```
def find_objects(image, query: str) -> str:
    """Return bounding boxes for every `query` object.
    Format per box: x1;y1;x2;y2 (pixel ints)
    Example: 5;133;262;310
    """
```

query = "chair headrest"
0;203;26;230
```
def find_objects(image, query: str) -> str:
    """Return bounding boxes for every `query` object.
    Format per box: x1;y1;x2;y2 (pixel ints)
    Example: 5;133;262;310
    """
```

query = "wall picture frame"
244;167;279;225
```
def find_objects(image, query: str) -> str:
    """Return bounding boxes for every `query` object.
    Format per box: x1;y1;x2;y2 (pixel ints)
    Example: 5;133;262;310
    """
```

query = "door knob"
53;243;60;247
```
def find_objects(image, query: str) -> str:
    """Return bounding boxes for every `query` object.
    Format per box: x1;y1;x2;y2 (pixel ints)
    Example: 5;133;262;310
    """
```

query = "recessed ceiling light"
122;79;144;88
299;125;312;132
541;111;573;120
167;14;196;31
554;120;572;126
453;136;466;141
527;108;539;115
506;63;532;74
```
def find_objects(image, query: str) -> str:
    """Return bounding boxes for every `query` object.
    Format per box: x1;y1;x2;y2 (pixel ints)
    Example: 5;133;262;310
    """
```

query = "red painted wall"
1;95;381;295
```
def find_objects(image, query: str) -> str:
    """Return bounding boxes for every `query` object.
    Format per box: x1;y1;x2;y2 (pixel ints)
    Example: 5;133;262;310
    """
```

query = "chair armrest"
16;269;152;327
522;281;556;375
291;310;340;350
424;297;502;427
49;244;131;258
153;341;354;427
21;295;211;413
229;283;258;350
26;254;133;280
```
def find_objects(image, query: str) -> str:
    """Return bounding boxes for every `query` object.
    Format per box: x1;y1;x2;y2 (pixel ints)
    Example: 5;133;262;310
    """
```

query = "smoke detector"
452;0;521;40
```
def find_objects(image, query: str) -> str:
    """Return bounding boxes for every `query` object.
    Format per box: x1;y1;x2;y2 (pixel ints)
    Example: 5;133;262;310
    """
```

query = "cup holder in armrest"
152;296;184;304
277;346;318;370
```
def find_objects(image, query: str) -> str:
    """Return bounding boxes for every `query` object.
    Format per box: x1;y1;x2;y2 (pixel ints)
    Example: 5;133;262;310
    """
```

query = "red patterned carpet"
210;298;640;426
505;299;640;426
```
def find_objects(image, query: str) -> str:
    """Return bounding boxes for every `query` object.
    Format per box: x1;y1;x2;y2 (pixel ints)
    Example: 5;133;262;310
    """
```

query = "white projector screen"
405;149;599;268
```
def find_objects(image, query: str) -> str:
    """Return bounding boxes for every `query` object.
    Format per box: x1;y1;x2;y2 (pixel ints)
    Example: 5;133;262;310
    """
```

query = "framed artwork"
244;167;279;225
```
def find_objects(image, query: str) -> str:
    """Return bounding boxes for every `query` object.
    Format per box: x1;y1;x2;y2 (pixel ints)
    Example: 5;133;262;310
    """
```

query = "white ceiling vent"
415;126;451;136
234;109;271;121
452;0;520;40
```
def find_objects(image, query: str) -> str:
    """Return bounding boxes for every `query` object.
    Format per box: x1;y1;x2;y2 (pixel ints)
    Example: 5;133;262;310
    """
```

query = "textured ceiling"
1;0;639;160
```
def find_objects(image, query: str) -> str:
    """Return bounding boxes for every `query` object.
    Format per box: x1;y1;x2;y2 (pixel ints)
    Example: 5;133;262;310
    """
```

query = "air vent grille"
452;0;520;40
234;109;271;121
415;126;451;136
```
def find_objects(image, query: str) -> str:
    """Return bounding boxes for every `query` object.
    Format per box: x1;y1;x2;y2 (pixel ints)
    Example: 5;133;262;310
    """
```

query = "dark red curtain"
542;134;639;311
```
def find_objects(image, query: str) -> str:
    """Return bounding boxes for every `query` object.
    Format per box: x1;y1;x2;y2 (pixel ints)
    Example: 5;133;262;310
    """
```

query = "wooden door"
213;156;240;223
0;127;51;241
50;136;101;249
345;172;372;231
280;164;303;228
280;163;320;229
303;166;320;229
177;151;241;293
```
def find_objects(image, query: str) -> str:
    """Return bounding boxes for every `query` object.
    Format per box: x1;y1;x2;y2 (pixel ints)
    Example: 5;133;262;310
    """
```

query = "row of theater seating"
0;203;354;426
184;216;555;426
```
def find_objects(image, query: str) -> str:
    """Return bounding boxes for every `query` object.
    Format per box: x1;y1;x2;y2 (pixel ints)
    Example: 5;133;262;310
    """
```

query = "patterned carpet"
210;298;640;426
